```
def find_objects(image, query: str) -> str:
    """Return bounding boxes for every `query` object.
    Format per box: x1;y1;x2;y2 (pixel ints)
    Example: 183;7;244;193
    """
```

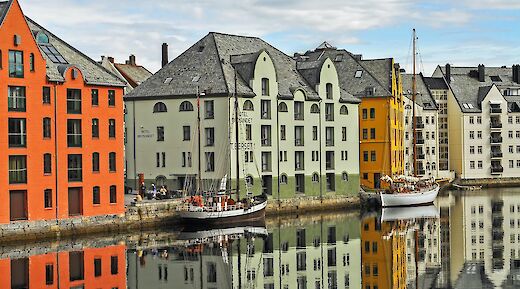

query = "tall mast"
412;29;417;177
197;87;203;193
234;69;240;199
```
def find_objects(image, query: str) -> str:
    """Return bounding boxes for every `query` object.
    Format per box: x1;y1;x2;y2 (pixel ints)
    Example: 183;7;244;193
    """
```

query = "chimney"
478;64;485;82
129;54;136;66
162;43;168;68
108;56;115;63
445;63;451;84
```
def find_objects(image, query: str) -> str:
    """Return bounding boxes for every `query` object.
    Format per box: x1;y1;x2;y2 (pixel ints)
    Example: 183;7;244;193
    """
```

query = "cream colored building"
433;64;520;179
124;32;360;199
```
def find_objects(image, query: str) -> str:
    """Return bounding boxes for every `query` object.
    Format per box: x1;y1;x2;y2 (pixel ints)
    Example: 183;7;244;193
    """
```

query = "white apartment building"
124;32;361;199
433;64;520;179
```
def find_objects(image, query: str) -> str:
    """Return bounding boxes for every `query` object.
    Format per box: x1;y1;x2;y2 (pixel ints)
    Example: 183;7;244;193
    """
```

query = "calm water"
4;188;520;289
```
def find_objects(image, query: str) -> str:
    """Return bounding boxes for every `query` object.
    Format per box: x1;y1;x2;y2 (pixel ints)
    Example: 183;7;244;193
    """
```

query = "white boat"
381;204;439;221
380;183;439;207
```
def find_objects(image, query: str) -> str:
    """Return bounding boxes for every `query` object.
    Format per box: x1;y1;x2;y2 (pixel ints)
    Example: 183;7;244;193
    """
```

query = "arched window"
179;101;193;111
36;32;49;44
310;103;320;113
243;100;254;111
245;175;254;186
342;172;349;181
312;172;319;183
153;102;167;113
278;102;288;112
326;83;333;99
340;105;348;115
280;174;288;184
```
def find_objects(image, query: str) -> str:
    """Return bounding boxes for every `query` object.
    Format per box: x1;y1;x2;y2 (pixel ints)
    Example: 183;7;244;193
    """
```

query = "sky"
22;0;520;75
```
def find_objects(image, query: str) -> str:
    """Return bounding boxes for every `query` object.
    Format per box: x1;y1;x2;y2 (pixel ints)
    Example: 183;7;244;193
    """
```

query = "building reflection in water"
127;214;362;289
0;244;126;289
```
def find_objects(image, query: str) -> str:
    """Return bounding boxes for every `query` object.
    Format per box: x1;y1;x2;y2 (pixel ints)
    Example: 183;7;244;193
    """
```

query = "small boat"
380;175;440;207
452;183;482;191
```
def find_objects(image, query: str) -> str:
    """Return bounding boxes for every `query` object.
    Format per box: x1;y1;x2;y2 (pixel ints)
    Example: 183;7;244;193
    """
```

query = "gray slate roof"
26;18;125;87
126;32;320;100
437;65;520;113
402;73;437;110
299;47;393;99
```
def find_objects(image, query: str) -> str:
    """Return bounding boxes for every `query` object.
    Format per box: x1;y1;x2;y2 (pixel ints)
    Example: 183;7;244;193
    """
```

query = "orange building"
0;0;125;224
0;245;126;288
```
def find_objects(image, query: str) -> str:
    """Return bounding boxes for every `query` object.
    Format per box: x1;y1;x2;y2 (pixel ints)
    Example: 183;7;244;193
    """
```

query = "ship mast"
412;29;417;177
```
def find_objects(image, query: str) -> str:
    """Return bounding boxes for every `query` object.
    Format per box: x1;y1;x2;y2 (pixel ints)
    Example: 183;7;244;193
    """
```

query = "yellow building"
299;44;403;189
361;215;407;289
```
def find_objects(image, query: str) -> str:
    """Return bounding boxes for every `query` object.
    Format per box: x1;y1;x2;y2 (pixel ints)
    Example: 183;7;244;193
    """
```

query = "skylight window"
355;70;363;78
164;77;173;84
39;44;67;64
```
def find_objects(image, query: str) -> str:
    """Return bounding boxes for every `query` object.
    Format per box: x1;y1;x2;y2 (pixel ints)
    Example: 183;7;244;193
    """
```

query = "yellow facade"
361;216;407;289
359;59;404;189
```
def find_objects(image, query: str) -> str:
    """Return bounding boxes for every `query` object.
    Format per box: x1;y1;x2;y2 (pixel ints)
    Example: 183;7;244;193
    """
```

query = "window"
44;153;52;174
204;100;214;119
205;127;215;146
82;149;96;173
261;125;271;146
278;102;288;112
67;89;81;114
326;83;333;99
294;101;304;120
109;152;116;172
295;126;304;146
8;118;26;147
280;125;286;140
325;103;334;121
243;100;254;111
153;102;167;112
8;86;26;111
67;119;82;147
342;127;347;141
310;103;320;113
43;117;51;139
92;119;99;138
91;89;98;106
370;108;375;118
67;154;82;182
111;256;118;275
340;105;348;115
205;152;215;172
261;100;271;119
110;186;117;203
44;189;52;208
183;126;191;141
93;186;100;205
261;78;269;96
108;90;115;106
179;101;193;111
45;264;54;285
108;119;116;138
43;86;51;104
157;126;164;141
8;50;23;78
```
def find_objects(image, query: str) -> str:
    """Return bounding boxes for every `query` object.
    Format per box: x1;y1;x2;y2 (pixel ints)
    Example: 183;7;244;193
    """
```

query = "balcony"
490;122;502;129
491;165;504;174
491;151;503;158
490;137;503;144
490;107;502;114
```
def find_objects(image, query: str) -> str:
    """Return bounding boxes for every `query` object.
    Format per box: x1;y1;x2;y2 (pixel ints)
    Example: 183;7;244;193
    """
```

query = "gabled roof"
402;73;437;110
26;18;125;87
299;47;392;98
126;32;319;100
436;65;520;113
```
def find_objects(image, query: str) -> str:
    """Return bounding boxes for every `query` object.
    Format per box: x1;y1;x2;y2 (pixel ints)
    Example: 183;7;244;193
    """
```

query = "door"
10;190;27;221
374;173;381;189
262;175;272;195
68;188;82;216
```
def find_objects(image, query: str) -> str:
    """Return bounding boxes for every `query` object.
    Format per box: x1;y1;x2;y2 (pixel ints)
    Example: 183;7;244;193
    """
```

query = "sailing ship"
176;70;267;223
379;29;440;207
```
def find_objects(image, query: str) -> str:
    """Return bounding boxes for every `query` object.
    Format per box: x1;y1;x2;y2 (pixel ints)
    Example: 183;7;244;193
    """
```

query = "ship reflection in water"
3;188;520;288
